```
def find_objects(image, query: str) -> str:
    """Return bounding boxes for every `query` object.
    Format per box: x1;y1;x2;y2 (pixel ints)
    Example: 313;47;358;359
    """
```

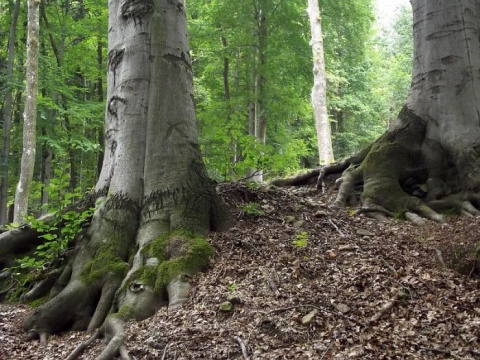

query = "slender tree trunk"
0;0;21;225
40;2;79;193
14;0;40;223
307;0;334;165
221;36;237;169
96;37;105;179
252;8;267;183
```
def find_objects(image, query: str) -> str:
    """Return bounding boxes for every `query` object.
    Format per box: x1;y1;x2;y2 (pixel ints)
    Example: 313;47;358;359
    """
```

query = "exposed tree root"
96;316;131;360
272;106;480;225
66;316;131;360
66;330;101;360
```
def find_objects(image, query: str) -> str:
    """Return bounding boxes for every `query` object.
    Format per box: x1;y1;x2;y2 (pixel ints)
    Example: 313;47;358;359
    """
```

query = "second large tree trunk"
326;0;480;223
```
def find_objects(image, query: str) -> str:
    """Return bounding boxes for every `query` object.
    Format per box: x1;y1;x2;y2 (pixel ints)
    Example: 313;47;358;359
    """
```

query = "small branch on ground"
434;248;446;268
234;336;249;360
328;219;345;238
378;257;397;273
368;292;401;324
161;343;171;360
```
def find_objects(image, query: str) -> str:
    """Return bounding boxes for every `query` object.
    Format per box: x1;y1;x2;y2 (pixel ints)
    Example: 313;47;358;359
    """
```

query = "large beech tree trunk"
6;0;228;355
408;0;480;191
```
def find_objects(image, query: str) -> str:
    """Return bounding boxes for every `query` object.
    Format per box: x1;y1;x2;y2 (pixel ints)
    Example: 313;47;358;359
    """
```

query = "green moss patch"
140;230;214;294
112;305;135;320
81;242;129;284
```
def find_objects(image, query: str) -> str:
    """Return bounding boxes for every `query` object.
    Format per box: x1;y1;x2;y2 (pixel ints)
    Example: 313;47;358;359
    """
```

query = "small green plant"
227;282;238;292
16;206;94;271
239;202;264;216
3;222;20;230
11;167;96;272
347;209;356;217
292;231;308;247
245;181;260;190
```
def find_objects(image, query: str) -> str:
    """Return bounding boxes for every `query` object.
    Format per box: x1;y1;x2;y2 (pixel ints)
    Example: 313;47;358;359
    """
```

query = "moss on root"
81;241;129;284
139;230;214;294
28;297;49;308
112;305;135;320
360;114;425;214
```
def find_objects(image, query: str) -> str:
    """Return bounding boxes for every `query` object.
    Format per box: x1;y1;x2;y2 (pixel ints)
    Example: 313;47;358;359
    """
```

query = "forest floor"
1;180;479;359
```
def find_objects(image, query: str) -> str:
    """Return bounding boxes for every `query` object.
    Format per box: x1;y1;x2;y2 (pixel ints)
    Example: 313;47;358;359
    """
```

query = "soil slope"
1;183;479;359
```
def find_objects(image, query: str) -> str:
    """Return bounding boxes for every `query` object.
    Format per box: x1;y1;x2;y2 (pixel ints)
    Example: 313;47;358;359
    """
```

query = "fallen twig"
378;256;396;273
328;219;346;238
368;292;400;324
161;343;171;360
265;304;364;327
434;248;446;268
419;347;463;359
319;340;333;360
234;336;249;360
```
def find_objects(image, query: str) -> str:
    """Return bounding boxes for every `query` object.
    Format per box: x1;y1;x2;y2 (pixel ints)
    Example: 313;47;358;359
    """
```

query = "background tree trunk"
13;0;40;223
307;0;334;166
0;0;21;225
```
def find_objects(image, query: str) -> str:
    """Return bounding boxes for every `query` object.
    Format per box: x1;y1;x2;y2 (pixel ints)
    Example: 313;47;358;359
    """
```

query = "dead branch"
234;336;249;360
434;248;446;268
377;257;397;273
270;169;320;187
368;292;401;324
265;304;364;327
161;343;171;360
328;219;346;238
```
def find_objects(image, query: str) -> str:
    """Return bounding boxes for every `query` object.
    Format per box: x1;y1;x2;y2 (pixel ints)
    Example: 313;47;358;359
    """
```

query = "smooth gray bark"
329;0;480;222
22;1;227;348
409;0;480;190
14;0;40;223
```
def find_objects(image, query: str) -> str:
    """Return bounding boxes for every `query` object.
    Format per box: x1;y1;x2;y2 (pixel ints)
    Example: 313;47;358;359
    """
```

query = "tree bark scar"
163;52;192;70
104;192;140;213
107;96;127;117
167;0;185;14
121;0;154;25
108;49;124;86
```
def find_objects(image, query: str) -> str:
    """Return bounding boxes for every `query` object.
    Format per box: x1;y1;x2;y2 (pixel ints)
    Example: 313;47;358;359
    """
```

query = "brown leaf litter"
1;182;479;359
